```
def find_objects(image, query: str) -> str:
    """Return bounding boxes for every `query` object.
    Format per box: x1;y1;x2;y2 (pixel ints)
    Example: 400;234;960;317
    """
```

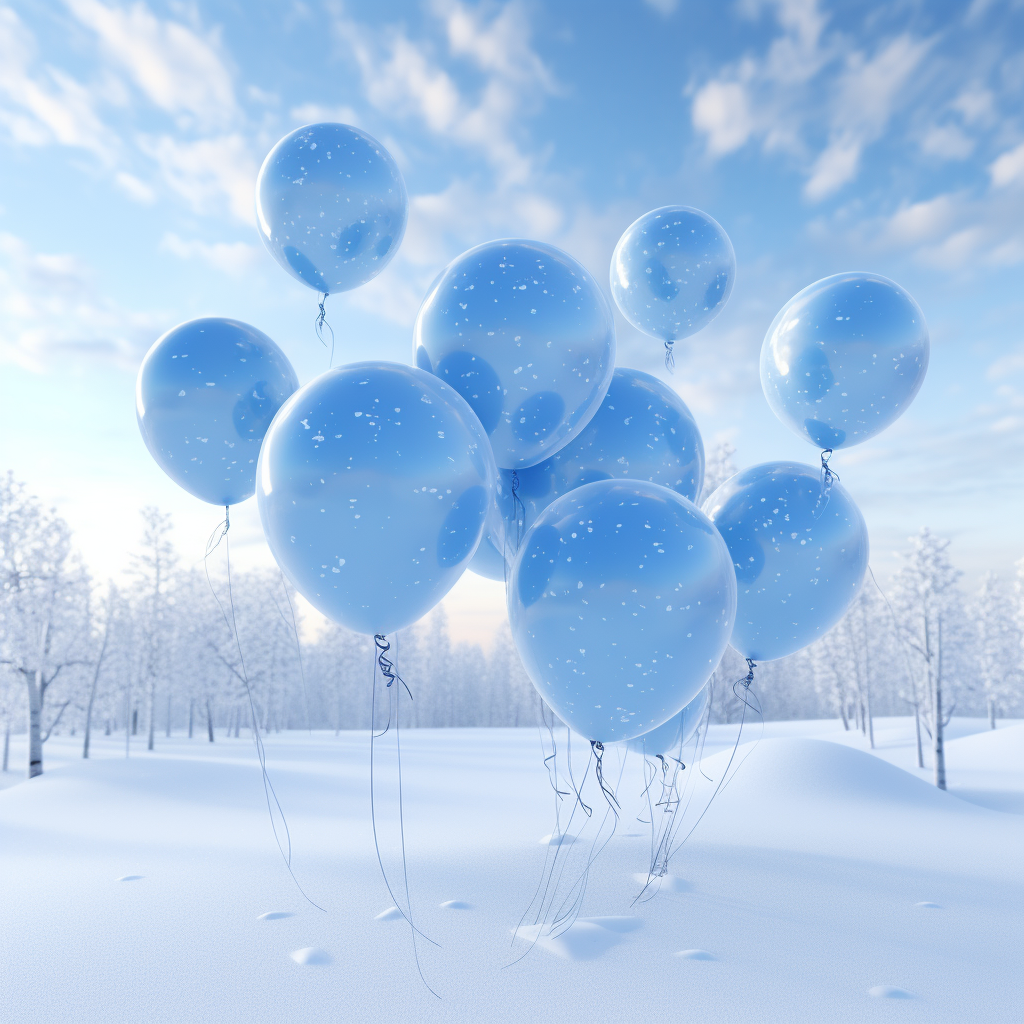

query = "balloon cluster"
136;125;929;753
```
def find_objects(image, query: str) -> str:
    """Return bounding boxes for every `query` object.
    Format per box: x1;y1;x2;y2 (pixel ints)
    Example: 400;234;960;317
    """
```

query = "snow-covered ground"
2;716;1022;1023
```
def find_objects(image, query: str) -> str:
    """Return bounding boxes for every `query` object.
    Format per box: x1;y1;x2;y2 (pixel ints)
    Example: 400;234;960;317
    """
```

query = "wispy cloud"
159;233;261;278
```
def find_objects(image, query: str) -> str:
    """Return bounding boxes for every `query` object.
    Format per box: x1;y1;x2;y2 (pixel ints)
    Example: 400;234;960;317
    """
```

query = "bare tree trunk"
27;675;43;778
865;680;875;749
146;675;156;751
2;719;9;772
914;703;924;768
83;602;113;760
166;694;172;738
839;700;849;730
933;617;946;790
131;708;138;735
988;698;996;730
206;699;215;743
233;706;240;738
188;698;194;739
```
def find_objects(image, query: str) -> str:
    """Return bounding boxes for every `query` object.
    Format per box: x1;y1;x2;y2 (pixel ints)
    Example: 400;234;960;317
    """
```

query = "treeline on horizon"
2;471;1023;778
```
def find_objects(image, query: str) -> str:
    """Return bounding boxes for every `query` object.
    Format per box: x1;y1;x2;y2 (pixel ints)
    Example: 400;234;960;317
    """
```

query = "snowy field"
2;716;1022;1024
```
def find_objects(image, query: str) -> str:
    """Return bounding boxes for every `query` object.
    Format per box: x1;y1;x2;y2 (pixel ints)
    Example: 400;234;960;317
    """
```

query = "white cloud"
0;232;160;371
884;194;958;246
920;123;974;160
159;233;261;277
288;102;360;127
691;80;754;155
64;0;238;130
990;142;1024;188
642;0;678;15
139;133;258;224
114;170;155;203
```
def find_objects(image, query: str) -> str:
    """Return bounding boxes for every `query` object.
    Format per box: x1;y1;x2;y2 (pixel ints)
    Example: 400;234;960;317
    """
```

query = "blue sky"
2;0;1023;642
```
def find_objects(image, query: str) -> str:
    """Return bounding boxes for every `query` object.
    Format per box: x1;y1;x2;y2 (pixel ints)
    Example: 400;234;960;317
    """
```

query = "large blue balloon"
255;123;408;294
467;534;507;582
413;239;616;470
610;206;735;343
702;462;869;661
508;479;736;743
257;362;496;635
136;318;298;506
760;272;929;450
627;683;709;757
503;367;704;541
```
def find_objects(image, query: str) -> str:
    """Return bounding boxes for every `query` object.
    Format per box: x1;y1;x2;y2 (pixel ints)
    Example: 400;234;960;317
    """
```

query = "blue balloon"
503;367;704;541
508;479;736;743
702;461;869;661
136;318;298;506
610;206;735;344
627;683;709;757
467;534;507;582
257;362;496;635
760;272;929;449
256;123;408;294
413;239;616;470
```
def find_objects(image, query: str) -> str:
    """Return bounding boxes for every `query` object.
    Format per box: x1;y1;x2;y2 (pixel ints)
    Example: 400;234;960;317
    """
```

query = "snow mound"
374;906;404;921
538;833;577;846
290;948;331;966
632;872;692;893
944;723;1024;771
440;900;473;910
675;949;716;960
868;986;914;999
707;738;977;810
117;875;143;882
914;901;942;909
517;917;642;960
257;911;293;921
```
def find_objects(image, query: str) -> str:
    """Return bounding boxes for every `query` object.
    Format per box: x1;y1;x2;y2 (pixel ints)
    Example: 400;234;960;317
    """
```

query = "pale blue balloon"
627;683;709;757
414;239;616;470
136;318;298;506
503;367;704;541
467;534;507;582
255;123;408;294
257;362;496;635
702;461;869;661
610;206;735;343
508;479;736;743
760;272;929;449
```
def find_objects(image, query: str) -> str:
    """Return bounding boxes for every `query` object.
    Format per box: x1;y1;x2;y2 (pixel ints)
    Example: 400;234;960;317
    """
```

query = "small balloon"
257;362;496;635
414;239;616;470
610;206;735;343
702;461;869;662
627;683;709;757
255;123;408;294
508;479;736;743
503;367;704;540
760;272;929;449
136;318;298;506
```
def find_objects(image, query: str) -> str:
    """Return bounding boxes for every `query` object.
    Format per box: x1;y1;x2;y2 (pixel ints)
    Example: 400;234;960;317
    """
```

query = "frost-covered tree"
700;441;738;501
971;573;1021;728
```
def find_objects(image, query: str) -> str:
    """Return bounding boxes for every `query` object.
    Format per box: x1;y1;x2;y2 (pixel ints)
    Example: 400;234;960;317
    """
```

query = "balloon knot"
664;340;675;373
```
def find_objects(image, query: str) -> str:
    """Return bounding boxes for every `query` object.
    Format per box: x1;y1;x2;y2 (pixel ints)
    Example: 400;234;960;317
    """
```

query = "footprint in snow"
633;872;693;893
375;906;405;921
676;949;716;960
868;987;914;999
291;948;331;966
257;911;293;921
440;901;473;910
117;875;143;882
538;833;577;846
914;901;942;909
516;917;642;960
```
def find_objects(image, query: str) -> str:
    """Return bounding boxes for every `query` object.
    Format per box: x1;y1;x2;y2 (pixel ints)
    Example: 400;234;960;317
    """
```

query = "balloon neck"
744;659;756;687
224;505;230;531
813;449;838;520
664;340;675;373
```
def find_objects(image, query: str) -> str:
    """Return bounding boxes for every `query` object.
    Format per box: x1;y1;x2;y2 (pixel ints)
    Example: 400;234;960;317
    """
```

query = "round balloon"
467;534;507;582
627;683;709;757
257;362;496;635
508;479;736;743
760;272;929;450
136;318;298;506
503;367;704;540
255;123;408;294
610;206;735;343
702;461;869;661
413;239;616;470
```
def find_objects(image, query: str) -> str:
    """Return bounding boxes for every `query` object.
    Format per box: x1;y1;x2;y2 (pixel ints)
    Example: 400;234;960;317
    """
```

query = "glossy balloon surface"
703;461;869;661
414;239;616;470
257;362;496;635
506;367;704;540
627;683;709;757
760;272;929;449
467;534;507;582
508;479;736;743
610;206;735;343
256;123;407;294
136;318;298;506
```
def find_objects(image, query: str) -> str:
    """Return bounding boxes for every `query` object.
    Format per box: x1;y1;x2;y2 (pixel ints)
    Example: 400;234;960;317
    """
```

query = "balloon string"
202;506;324;912
590;740;621;813
374;634;414;702
315;291;335;368
813;448;838;520
664;340;675;373
511;470;525;551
